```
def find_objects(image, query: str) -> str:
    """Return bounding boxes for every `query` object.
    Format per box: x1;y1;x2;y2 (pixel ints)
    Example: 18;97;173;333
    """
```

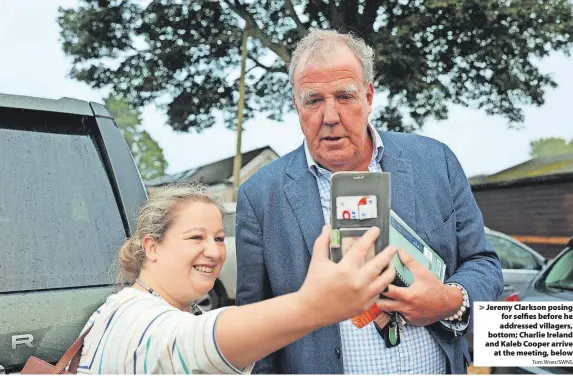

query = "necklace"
135;278;202;315
135;278;162;298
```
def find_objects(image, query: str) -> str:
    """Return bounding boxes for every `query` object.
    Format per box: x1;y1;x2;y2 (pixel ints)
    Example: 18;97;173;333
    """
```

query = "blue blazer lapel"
282;136;417;255
283;145;325;256
380;132;417;230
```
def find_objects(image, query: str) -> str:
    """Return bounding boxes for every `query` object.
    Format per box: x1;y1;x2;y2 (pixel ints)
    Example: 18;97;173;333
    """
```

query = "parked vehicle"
491;236;573;375
467;227;546;357
484;227;547;300
0;93;148;373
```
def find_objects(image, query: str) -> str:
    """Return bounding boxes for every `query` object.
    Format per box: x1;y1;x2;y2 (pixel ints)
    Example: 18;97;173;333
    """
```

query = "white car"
484;227;546;300
467;227;546;356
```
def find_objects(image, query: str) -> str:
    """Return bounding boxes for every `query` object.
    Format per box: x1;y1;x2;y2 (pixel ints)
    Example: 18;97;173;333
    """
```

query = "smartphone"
329;171;391;263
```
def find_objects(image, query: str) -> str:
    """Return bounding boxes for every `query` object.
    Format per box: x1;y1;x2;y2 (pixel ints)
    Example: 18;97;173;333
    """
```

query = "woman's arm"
215;226;397;370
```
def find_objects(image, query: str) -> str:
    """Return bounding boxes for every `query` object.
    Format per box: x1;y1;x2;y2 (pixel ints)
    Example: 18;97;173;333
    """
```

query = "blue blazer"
236;131;503;374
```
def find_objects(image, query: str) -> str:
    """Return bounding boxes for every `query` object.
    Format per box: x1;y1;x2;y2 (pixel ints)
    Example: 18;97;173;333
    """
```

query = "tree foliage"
529;137;573;158
104;95;168;180
59;0;573;133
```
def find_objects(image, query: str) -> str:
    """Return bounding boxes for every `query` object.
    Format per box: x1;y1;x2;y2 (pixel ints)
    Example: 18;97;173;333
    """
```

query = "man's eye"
304;98;321;106
215;237;226;242
339;94;354;100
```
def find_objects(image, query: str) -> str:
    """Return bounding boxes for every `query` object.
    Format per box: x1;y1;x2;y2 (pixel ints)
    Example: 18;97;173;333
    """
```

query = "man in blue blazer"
236;28;503;374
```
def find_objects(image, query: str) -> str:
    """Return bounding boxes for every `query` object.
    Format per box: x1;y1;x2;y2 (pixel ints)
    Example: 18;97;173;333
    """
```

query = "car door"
485;233;544;300
0;99;146;373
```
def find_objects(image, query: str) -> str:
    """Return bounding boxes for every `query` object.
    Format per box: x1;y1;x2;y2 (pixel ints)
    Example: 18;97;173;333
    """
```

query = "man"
236;28;503;374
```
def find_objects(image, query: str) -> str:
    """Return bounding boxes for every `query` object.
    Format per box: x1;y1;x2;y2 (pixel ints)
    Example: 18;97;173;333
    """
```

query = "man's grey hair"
288;28;375;87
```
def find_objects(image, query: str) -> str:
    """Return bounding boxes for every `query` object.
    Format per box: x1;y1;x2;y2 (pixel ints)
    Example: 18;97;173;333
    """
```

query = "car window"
0;115;126;293
486;234;540;270
543;249;573;287
486;234;512;268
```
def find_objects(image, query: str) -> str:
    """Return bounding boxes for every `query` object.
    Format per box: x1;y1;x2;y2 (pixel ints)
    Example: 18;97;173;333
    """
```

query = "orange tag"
352;303;382;328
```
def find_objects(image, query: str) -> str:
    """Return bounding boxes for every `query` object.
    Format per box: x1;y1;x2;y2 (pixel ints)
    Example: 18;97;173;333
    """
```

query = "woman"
77;182;396;374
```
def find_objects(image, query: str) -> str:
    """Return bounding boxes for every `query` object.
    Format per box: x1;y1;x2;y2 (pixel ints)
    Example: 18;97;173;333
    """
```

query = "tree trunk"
232;29;250;202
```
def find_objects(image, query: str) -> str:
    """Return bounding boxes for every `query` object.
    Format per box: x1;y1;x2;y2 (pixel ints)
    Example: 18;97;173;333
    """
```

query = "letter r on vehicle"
12;334;34;350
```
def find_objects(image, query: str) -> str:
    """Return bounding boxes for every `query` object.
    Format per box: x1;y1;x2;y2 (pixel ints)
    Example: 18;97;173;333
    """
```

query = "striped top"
77;287;253;374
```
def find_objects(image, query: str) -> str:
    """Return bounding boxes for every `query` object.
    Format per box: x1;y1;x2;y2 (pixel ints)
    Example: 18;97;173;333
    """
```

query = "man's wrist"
444;283;469;321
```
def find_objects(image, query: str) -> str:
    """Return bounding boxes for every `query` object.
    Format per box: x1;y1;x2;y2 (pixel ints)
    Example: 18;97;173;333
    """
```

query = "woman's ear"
142;235;159;262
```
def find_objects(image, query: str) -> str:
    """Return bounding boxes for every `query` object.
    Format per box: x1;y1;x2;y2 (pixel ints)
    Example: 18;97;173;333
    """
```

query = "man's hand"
377;249;463;326
297;225;397;326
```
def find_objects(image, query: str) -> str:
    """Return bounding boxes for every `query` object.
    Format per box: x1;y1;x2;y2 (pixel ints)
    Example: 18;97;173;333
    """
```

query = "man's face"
293;45;374;172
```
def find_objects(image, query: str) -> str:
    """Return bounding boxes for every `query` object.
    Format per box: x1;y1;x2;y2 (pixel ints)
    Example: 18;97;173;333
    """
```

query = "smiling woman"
115;184;229;312
73;181;398;374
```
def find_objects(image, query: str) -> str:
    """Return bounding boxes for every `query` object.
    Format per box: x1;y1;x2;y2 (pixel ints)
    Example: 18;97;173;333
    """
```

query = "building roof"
469;153;573;186
145;146;279;187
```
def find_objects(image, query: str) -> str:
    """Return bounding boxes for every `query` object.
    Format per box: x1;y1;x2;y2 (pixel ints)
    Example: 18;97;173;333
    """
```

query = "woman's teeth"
194;266;213;273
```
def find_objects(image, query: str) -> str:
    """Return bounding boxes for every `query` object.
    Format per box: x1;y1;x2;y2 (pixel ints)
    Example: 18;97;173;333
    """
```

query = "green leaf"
104;95;168;180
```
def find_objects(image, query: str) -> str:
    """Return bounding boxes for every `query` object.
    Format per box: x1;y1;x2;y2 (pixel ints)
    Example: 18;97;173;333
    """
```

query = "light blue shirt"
303;124;448;374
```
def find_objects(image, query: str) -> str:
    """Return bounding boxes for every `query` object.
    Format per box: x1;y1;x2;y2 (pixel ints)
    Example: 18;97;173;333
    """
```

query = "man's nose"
323;98;340;126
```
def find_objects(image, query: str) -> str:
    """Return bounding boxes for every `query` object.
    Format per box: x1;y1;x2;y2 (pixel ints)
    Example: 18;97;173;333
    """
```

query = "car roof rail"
0;92;94;116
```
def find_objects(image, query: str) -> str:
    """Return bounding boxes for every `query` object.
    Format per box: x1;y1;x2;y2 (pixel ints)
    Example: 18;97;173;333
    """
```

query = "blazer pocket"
424;211;456;277
425;210;455;241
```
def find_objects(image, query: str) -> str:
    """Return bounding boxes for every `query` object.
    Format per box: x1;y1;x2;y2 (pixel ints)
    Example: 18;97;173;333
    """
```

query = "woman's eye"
215;237;225;242
189;235;203;241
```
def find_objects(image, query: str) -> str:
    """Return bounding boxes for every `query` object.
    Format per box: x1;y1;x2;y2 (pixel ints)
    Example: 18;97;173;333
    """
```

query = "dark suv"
0;93;147;373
